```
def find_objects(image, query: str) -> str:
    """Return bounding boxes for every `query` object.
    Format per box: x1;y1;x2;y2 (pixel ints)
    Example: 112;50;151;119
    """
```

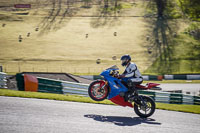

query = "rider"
118;54;143;101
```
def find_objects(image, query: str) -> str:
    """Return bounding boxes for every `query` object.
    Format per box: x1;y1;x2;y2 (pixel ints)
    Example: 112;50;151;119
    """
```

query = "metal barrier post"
0;72;7;89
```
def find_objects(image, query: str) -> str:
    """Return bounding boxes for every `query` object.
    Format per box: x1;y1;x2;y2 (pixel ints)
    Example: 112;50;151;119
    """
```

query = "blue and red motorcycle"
88;65;159;118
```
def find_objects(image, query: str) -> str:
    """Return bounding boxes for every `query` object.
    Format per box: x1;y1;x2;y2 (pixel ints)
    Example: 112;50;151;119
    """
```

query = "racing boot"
124;91;131;102
124;81;136;102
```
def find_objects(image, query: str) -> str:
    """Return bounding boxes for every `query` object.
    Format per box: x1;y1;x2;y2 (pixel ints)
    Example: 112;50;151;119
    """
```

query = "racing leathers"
121;62;143;101
122;62;143;84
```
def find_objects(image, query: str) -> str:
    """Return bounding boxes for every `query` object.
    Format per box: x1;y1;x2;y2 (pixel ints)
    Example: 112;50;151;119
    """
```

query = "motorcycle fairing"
110;95;133;108
104;76;128;99
100;68;132;107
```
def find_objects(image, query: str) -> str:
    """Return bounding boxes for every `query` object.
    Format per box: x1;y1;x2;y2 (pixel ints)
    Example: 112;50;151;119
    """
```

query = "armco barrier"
187;75;200;80
82;74;200;80
15;74;200;105
84;75;163;81
138;90;200;105
0;72;7;89
16;73;24;91
164;74;200;80
170;93;183;104
62;82;88;96
38;78;63;94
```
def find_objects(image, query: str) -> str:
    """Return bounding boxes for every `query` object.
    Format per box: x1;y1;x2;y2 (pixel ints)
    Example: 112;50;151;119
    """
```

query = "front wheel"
88;80;109;101
134;96;155;118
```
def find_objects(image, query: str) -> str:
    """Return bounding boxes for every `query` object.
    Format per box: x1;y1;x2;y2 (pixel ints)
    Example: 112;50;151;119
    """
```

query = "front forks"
130;91;146;107
97;81;108;93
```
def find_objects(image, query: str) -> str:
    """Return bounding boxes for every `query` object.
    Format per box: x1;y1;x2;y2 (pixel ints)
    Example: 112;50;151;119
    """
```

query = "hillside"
0;0;199;74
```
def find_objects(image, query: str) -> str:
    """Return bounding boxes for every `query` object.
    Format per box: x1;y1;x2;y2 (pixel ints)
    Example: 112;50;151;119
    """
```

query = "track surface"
0;96;200;133
159;83;200;93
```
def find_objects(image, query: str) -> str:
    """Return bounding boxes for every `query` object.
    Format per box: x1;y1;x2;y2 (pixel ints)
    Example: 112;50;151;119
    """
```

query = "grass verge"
0;89;114;105
156;103;200;114
0;89;200;114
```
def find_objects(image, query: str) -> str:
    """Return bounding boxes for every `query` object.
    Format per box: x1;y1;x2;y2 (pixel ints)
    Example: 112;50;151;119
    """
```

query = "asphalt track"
159;83;200;94
0;96;200;133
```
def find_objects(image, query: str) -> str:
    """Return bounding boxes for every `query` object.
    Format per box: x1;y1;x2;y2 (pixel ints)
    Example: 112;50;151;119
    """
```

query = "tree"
179;0;200;20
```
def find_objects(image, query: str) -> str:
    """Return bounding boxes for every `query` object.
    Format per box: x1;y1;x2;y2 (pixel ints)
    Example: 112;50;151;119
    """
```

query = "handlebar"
110;70;119;78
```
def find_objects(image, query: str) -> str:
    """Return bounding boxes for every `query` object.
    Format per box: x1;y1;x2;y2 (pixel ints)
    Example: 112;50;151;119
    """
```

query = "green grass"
0;89;200;114
120;3;133;9
0;89;114;105
0;0;199;75
0;0;150;74
144;33;200;75
156;103;200;114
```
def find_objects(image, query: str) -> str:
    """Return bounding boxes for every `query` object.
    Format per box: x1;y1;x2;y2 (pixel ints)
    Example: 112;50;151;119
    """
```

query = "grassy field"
0;0;151;74
144;33;200;74
0;89;200;114
0;0;199;75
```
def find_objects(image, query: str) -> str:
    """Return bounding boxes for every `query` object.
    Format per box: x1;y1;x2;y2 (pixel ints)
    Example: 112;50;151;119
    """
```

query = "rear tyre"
134;96;155;118
88;80;109;101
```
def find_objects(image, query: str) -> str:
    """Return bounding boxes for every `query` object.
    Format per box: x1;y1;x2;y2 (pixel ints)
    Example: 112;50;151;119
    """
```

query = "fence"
1;65;107;74
16;74;200;105
2;64;200;80
82;75;200;80
138;90;200;105
0;72;7;89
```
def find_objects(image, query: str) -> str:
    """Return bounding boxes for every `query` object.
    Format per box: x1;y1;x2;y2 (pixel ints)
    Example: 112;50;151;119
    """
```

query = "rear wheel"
88;80;109;101
134;96;155;118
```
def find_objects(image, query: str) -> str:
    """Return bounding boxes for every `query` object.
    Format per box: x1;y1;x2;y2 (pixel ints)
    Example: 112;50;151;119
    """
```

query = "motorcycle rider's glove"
118;74;125;79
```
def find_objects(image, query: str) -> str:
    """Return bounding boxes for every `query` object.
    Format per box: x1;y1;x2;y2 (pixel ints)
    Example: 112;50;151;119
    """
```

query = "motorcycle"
88;65;160;118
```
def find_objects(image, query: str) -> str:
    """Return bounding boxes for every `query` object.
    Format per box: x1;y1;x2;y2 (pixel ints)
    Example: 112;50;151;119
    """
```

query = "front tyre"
134;96;155;118
88;80;109;101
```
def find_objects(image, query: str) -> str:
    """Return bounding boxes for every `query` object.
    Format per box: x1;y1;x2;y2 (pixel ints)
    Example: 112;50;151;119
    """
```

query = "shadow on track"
84;114;161;126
